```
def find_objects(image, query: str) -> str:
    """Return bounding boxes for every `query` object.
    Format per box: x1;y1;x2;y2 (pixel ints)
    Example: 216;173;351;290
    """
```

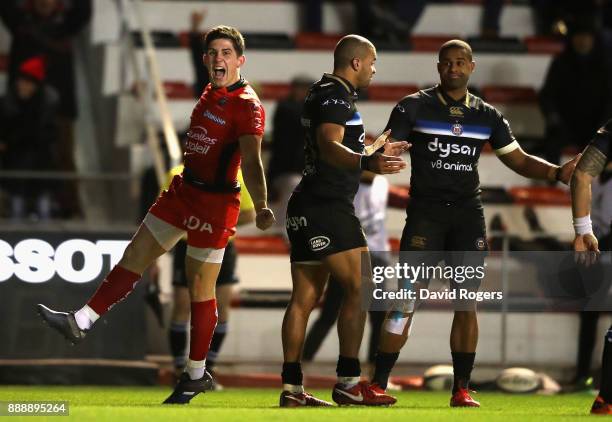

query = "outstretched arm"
497;146;579;185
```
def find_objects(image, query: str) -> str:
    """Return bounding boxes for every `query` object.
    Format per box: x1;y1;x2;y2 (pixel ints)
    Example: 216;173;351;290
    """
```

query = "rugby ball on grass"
423;365;454;391
496;367;541;393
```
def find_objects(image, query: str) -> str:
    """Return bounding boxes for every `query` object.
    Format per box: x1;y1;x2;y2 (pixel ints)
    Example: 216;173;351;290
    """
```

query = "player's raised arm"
239;133;275;230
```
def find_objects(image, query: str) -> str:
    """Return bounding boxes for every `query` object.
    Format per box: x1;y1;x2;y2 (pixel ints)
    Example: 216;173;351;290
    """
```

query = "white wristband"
573;215;593;235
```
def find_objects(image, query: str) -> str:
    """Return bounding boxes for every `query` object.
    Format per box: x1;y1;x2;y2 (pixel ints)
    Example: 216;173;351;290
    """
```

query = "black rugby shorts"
398;197;487;290
286;191;367;263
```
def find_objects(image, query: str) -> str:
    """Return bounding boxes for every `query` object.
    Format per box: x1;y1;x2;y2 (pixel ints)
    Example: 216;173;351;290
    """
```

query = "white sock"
74;305;99;330
338;376;360;389
186;359;206;380
282;384;304;394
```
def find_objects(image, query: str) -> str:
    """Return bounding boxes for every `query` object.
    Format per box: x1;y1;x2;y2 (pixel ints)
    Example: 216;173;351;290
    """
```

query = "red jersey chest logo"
185;126;219;155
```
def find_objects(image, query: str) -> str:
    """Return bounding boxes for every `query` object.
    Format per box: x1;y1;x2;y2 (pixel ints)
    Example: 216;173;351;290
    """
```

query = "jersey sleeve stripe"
494;140;520;156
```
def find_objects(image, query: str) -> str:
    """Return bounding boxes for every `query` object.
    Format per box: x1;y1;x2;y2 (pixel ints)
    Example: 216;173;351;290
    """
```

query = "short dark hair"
204;25;245;56
438;39;473;61
333;34;375;70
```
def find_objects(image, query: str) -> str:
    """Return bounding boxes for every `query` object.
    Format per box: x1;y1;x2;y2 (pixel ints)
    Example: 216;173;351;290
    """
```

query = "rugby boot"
332;380;397;406
37;304;87;345
163;371;214;404
279;391;333;407
450;388;480;407
591;396;612;415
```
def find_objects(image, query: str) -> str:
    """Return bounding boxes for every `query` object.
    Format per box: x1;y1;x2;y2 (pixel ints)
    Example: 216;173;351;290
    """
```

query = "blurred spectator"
187;10;210;97
481;0;504;39
530;0;602;36
304;0;426;45
539;16;612;164
481;0;608;40
267;75;313;235
0;56;59;220
0;0;92;218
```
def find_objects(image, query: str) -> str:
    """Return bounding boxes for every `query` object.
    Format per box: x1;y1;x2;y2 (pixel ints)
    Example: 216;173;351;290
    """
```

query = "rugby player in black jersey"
370;40;580;408
570;119;612;415
279;35;410;407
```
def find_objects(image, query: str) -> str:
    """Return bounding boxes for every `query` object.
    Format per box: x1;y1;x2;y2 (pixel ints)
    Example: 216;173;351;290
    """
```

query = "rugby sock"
281;362;303;392
169;321;188;370
188;299;218;379
186;359;205;381
451;352;476;393
576;311;599;381
206;321;228;372
600;327;612;402
372;351;399;390
86;266;141;317
336;355;361;388
74;305;99;331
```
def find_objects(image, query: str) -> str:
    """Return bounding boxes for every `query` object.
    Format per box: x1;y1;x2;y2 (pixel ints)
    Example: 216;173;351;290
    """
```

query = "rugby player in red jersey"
37;25;274;404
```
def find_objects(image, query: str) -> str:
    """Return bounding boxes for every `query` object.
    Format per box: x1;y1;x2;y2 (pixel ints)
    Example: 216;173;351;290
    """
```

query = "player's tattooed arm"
576;144;606;177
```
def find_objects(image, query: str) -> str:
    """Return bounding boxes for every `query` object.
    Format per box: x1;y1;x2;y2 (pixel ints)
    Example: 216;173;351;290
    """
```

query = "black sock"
336;355;361;378
169;321;188;370
281;362;303;386
452;352;476;393
206;321;228;371
576;312;599;381
600;326;612;402
372;351;399;390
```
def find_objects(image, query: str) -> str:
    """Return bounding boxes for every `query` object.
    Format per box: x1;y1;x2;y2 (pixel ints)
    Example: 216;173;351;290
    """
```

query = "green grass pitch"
0;386;597;421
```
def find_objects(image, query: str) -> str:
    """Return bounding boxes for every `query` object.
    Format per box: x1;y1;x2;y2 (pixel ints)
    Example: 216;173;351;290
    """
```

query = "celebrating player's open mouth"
213;66;226;81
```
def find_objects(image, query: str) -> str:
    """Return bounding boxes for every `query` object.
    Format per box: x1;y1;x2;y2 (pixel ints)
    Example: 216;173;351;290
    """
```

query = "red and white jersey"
184;78;265;186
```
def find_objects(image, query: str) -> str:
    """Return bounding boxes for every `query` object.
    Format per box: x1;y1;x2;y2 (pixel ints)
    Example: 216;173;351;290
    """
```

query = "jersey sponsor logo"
410;236;427;249
203;110;226;126
450;106;464;117
475;238;487;250
186;126;218;154
431;159;473;172
0;239;128;283
184;216;213;233
309;236;330;251
286;216;307;231
452;123;463;136
395;104;406;113
428;138;477;158
251;103;264;131
322;98;351;109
